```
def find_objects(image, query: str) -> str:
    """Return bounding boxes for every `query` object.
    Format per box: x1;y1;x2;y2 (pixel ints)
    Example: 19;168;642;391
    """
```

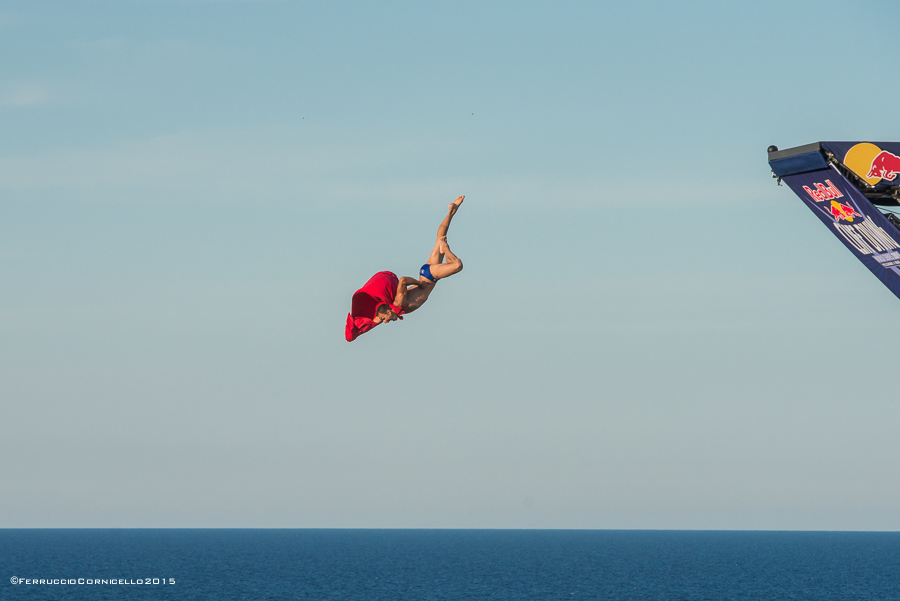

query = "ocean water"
2;530;900;600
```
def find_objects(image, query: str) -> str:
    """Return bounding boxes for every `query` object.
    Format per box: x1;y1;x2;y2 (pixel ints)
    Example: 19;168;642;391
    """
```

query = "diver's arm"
393;286;408;307
393;277;419;306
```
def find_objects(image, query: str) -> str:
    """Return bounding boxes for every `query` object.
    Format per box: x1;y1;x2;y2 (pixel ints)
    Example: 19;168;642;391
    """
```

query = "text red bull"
802;179;843;202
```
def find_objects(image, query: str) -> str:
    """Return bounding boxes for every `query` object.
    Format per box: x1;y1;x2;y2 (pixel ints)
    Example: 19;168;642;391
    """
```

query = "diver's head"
374;304;398;323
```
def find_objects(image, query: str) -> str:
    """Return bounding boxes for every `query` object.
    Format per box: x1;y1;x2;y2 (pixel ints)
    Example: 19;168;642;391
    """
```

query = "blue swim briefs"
419;263;436;282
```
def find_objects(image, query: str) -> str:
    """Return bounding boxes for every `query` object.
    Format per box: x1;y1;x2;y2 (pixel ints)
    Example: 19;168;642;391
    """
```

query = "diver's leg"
425;239;444;267
405;238;460;312
415;196;465;290
436;195;464;242
425;196;464;265
427;237;463;280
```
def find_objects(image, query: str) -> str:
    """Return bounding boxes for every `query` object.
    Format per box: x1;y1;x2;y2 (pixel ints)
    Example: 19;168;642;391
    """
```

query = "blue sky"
2;0;900;529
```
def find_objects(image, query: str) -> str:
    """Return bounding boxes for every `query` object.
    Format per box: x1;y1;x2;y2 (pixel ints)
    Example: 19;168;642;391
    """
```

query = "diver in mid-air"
345;196;465;342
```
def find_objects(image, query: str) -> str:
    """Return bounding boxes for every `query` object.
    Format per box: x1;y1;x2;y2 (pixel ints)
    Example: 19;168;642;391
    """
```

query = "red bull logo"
802;179;843;202
867;150;900;182
844;143;900;185
829;200;861;223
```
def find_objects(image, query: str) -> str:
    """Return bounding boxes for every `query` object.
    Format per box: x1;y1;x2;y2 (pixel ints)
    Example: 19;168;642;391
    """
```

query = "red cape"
345;271;406;342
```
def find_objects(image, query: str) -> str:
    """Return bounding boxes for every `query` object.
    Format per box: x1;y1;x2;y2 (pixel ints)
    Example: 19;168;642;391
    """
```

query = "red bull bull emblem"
867;150;900;182
802;179;843;202
844;143;900;186
829;200;861;223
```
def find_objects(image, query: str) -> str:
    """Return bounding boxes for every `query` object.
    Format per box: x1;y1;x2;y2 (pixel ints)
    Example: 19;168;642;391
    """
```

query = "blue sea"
3;530;900;600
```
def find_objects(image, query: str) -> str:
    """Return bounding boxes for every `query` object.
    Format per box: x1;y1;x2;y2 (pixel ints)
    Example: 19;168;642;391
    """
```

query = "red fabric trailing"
345;271;405;341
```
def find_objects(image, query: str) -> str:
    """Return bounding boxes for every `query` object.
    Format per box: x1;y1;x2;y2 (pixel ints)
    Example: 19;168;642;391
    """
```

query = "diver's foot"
449;195;464;213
